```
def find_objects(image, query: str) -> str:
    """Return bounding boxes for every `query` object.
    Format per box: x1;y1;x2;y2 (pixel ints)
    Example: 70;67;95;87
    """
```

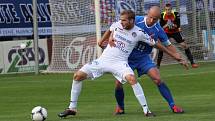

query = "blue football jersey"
127;16;172;75
131;16;170;57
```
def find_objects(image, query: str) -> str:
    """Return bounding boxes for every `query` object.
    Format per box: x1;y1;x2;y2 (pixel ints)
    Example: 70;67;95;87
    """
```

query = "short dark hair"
120;10;135;20
165;3;172;7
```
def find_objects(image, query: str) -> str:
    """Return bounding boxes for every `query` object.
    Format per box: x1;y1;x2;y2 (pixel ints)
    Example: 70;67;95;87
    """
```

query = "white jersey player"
58;10;156;118
100;21;155;62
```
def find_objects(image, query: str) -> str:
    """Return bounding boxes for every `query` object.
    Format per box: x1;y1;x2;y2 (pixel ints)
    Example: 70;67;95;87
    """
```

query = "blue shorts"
128;54;156;77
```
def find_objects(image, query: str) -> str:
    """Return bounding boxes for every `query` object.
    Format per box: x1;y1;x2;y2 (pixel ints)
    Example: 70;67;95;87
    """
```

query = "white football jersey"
100;21;155;61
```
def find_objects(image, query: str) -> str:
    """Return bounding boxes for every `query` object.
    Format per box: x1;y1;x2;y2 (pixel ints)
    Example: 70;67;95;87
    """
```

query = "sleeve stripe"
162;40;171;46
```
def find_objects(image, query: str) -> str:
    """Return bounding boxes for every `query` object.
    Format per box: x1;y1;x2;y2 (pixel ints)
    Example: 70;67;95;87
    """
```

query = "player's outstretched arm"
165;44;189;69
155;42;180;60
155;43;189;69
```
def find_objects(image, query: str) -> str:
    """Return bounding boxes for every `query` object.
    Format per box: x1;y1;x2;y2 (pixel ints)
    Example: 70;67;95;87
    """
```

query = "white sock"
131;82;149;114
68;80;82;110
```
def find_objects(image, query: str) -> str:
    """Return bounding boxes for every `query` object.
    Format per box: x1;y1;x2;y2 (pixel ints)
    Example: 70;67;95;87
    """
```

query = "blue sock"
115;87;124;110
158;82;175;108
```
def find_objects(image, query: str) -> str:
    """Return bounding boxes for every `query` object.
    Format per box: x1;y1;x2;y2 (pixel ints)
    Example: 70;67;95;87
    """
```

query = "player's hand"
178;59;189;70
108;35;116;47
149;38;156;46
173;53;182;61
98;40;107;49
173;24;177;28
173;53;189;70
163;24;169;29
98;41;103;47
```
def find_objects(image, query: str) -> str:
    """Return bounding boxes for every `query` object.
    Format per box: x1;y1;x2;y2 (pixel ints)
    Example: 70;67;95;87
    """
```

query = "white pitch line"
1;70;215;81
136;70;215;79
160;70;215;78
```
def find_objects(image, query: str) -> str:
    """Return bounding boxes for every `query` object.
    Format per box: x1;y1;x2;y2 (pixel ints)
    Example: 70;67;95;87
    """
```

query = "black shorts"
166;32;185;43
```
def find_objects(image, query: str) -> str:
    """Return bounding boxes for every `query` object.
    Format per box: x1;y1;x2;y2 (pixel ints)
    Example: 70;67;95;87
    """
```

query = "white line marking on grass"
136;70;215;80
0;75;35;81
162;70;215;78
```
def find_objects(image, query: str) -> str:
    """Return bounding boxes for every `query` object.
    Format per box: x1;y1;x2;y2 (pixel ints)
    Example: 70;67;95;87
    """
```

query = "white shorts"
79;58;134;84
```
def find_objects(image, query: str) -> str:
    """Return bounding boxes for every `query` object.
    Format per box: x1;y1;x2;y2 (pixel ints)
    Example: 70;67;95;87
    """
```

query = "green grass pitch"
0;62;215;121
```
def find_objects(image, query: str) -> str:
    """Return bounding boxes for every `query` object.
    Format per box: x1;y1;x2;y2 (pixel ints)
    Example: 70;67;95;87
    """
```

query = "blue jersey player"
99;6;187;115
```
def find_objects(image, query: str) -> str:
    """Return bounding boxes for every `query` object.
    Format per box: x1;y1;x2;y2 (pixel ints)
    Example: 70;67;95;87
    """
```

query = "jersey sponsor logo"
115;34;132;44
116;41;125;48
132;32;137;37
115;40;128;53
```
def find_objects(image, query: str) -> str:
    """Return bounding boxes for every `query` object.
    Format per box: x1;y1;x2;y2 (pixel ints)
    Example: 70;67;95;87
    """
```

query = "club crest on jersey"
132;32;137;37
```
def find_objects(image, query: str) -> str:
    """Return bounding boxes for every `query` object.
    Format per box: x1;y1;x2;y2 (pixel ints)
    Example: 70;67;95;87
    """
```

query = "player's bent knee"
125;75;137;85
180;42;188;49
115;80;123;88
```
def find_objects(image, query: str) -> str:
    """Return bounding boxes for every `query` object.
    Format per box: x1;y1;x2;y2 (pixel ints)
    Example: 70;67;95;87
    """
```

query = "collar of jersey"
143;16;157;28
